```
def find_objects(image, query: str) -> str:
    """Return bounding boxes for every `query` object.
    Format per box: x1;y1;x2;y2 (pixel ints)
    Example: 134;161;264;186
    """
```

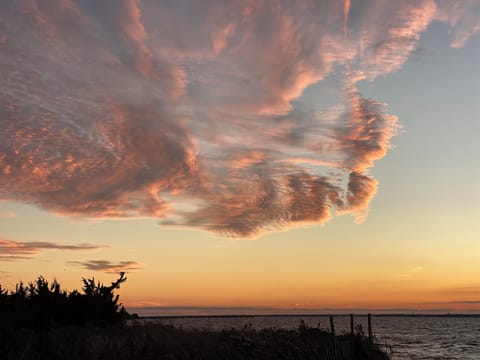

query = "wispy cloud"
0;1;478;237
67;260;142;274
438;285;480;296
0;239;102;261
0;211;15;219
448;300;480;305
435;0;480;48
399;266;424;278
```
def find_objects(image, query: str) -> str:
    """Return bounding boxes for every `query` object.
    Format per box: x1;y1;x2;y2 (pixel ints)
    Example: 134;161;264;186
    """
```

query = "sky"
1;0;480;315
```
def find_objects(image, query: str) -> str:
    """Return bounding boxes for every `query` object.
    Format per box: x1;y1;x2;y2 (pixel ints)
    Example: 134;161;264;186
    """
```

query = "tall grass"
0;321;390;360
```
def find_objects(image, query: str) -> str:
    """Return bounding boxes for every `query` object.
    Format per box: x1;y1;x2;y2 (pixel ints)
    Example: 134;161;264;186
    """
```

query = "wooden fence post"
368;313;373;344
329;315;335;337
330;316;337;359
350;313;354;336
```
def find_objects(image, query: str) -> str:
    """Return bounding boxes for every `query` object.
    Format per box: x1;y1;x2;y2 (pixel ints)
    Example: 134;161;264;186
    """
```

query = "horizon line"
125;305;480;317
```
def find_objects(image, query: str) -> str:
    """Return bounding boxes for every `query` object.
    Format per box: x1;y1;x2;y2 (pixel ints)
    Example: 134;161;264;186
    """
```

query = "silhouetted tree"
0;273;129;329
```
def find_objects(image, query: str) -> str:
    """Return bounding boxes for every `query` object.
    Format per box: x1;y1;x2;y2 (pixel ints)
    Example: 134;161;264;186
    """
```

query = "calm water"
145;315;480;360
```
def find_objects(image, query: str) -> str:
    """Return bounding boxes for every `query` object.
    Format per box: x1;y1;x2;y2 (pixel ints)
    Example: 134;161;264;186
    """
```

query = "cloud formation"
0;0;478;237
67;260;142;274
0;211;15;218
0;239;102;261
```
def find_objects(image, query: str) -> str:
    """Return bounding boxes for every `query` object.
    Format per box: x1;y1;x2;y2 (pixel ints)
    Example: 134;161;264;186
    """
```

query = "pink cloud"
355;0;437;79
0;0;478;237
0;211;15;219
435;0;480;48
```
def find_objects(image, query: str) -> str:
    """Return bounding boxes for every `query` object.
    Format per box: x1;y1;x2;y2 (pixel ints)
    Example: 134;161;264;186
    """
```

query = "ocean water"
145;315;480;360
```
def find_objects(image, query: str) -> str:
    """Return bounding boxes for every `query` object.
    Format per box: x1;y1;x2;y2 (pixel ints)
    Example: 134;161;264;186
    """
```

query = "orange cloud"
342;172;378;223
335;80;399;173
0;0;478;237
0;211;15;218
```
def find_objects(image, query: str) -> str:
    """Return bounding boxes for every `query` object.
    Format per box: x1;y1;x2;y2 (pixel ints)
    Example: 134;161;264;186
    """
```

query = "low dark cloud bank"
0;0;478;237
0;239;101;261
67;260;142;274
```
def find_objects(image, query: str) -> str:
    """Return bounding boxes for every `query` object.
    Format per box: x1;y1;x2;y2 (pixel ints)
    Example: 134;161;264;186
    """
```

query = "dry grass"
0;321;390;360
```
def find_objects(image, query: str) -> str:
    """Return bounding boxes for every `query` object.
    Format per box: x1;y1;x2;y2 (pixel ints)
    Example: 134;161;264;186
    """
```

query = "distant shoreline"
138;313;480;319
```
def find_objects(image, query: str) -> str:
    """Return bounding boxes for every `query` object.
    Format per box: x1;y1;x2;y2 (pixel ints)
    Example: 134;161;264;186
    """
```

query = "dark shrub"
0;273;129;329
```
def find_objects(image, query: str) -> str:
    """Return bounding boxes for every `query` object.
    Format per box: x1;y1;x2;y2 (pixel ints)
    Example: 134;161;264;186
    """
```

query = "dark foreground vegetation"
0;273;129;329
0;275;390;360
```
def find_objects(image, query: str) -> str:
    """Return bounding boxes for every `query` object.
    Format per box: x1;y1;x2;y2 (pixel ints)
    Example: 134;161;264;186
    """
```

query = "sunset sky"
1;0;480;315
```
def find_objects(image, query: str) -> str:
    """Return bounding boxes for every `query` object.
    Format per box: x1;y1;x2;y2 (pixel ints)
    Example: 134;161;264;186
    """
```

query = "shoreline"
135;313;480;319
